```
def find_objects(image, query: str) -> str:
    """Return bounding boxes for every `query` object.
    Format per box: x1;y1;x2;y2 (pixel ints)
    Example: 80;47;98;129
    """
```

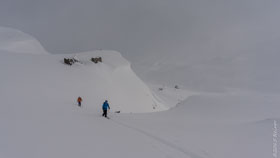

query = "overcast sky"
0;0;280;62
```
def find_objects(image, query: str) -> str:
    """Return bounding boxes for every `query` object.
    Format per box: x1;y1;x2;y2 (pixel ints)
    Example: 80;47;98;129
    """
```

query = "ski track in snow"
111;119;206;158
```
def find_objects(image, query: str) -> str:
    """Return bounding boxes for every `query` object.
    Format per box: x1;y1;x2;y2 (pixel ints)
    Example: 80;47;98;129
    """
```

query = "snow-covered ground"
0;27;279;158
0;27;49;55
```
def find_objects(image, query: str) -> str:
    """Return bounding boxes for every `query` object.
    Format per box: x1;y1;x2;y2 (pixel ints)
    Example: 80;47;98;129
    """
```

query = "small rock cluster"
91;57;102;63
64;58;79;66
63;56;103;66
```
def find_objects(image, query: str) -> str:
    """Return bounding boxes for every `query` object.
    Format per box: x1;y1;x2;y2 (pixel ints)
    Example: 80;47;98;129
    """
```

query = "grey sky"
1;0;280;62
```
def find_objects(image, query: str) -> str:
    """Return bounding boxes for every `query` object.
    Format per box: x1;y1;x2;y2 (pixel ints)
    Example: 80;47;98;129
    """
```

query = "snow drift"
0;27;167;113
0;27;279;158
0;27;49;54
0;50;167;113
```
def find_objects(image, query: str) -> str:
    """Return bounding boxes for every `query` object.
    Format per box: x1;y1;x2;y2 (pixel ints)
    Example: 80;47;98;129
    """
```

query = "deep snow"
0;27;49;55
0;27;279;158
0;50;168;113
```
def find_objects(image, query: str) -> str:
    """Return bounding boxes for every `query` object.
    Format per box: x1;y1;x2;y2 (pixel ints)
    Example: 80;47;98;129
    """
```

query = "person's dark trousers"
102;109;107;117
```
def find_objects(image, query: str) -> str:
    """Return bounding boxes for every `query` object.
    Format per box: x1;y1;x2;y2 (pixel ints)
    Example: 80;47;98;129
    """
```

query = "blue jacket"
102;101;110;110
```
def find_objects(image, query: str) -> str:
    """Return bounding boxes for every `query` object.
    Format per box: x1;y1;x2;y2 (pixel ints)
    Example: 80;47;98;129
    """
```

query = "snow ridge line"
111;119;206;158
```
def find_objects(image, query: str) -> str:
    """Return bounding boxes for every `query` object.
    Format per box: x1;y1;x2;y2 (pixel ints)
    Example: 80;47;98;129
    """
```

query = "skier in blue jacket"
102;100;110;118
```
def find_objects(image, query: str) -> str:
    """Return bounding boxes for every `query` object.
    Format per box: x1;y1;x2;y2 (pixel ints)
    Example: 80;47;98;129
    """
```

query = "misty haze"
0;1;279;158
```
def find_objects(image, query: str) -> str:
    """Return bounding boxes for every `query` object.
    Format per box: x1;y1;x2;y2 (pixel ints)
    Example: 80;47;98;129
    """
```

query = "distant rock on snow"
0;27;49;54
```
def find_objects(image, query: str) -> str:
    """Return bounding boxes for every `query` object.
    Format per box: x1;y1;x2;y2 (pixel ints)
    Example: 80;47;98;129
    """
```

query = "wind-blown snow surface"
0;50;166;113
0;27;49;55
0;28;279;158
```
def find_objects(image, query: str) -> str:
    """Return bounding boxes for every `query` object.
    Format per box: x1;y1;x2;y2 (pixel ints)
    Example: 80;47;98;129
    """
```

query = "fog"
0;0;278;59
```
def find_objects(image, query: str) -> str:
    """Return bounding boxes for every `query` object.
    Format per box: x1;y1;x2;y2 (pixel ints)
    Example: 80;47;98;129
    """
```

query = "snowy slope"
0;27;279;158
0;27;49;54
0;50;167;113
115;93;280;158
